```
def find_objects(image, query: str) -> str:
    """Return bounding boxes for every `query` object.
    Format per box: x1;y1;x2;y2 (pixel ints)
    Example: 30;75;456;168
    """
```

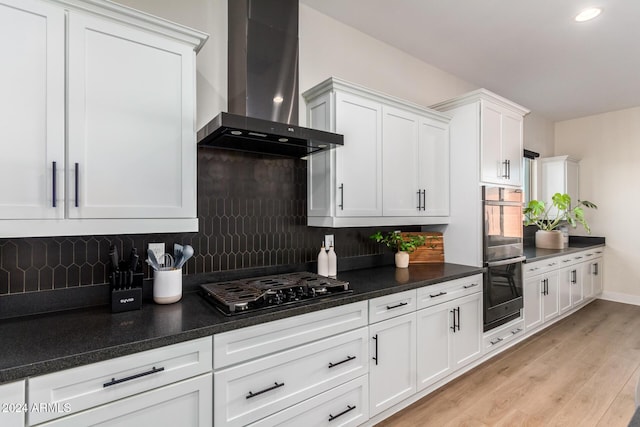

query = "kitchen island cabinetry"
303;77;450;227
27;337;212;426
0;0;207;238
0;380;25;427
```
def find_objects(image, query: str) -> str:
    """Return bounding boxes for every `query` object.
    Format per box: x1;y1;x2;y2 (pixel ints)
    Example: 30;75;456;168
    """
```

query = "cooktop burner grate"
200;272;350;315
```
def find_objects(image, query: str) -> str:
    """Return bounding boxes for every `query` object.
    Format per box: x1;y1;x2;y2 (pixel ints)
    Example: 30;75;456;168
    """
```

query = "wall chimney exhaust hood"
197;0;343;157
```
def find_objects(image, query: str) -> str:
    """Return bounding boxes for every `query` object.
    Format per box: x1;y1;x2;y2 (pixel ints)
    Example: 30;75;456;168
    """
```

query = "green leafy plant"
369;231;426;253
524;193;597;233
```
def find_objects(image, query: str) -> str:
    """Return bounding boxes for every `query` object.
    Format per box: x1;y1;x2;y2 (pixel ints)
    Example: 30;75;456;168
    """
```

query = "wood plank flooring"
376;299;640;427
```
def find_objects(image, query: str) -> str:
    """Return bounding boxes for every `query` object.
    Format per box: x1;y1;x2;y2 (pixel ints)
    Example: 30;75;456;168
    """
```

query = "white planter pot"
395;251;410;268
535;230;564;249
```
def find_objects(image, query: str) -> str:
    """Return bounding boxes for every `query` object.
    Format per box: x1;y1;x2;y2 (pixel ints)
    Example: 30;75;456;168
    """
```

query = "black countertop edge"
524;237;605;263
0;262;482;384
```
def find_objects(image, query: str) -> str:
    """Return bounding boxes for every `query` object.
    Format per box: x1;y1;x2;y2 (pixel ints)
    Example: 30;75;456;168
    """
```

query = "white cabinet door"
369;312;416;416
382;106;420;217
581;261;594;299
591;258;604;295
38;374;212;427
501;110;523;186
480;102;503;184
542;272;560;322
67;12;196;219
335;92;382;217
558;266;573;314
0;0;64;220
416;302;452;391
540;156;580;219
524;276;543;330
0;380;25;427
480;102;523;186
571;266;584;307
451;292;483;370
418;117;450;216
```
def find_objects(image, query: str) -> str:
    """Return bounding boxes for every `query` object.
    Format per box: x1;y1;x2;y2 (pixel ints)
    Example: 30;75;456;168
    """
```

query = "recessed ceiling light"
575;7;602;22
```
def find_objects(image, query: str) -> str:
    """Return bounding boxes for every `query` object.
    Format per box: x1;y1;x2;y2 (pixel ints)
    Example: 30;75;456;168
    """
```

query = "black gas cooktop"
200;272;351;315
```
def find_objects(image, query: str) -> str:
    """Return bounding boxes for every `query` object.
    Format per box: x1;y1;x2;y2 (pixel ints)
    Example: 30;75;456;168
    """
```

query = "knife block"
110;273;143;313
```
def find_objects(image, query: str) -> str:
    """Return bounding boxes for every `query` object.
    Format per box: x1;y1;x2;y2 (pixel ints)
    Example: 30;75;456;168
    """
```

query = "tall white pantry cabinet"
0;0;208;238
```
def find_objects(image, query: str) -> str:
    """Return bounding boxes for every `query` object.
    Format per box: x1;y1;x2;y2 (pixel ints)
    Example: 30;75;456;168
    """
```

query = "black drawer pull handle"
386;302;408;310
329;405;356;422
103;366;164;387
52;161;57;207
339;183;344;210
463;283;478;289
372;335;378;365
429;291;447;298
74;162;79;207
246;382;284;399
328;355;356;368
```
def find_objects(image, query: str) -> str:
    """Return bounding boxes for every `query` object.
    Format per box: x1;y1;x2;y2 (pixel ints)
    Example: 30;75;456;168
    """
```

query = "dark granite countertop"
0;262;482;384
524;236;605;263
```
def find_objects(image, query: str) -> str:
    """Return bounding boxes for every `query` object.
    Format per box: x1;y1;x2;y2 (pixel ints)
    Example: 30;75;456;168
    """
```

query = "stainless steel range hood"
197;0;343;157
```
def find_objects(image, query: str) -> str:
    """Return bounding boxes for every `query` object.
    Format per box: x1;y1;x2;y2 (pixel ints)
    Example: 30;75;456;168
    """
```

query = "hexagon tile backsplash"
0;150;396;295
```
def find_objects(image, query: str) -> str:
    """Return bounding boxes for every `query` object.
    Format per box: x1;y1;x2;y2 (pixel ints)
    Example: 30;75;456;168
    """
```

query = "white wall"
555;107;640;301
524;112;554;157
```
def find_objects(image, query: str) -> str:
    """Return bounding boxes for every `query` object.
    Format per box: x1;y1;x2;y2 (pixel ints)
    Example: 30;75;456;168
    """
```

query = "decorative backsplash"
0;150;400;295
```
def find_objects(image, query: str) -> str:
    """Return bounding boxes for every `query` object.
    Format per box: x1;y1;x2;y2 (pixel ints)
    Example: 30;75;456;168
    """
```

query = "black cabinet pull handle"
417;189;421;210
74;162;79;207
422;189;426;210
372;335;378;365
456;307;461;331
386;301;408;310
463;283;478;289
430;291;447;298
328;405;356;422
507;159;511;179
450;308;457;333
52;161;57;208
594;263;599;275
339;183;344;210
246;382;284;399
328;355;356;369
103;366;164;387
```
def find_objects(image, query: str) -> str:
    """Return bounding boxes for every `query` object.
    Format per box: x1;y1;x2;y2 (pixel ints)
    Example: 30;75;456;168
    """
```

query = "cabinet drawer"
214;301;367;369
248;375;368;427
369;289;416;323
483;319;524;354
523;258;562;278
214;327;368;427
416;274;482;309
36;373;212;427
28;337;211;425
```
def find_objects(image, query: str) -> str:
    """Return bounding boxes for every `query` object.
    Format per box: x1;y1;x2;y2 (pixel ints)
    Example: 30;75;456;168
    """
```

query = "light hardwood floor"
376;299;640;426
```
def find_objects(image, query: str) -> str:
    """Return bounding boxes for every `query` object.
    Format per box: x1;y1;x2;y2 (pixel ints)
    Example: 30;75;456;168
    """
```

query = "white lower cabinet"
523;271;559;331
0;380;25;427
416;289;483;391
27;337;212;426
248;376;369;427
368;312;416;416
559;264;583;314
36;374;211;427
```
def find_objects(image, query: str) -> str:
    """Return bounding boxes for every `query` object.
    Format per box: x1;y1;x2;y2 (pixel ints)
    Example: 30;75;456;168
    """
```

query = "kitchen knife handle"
74;162;79;207
52;161;57;208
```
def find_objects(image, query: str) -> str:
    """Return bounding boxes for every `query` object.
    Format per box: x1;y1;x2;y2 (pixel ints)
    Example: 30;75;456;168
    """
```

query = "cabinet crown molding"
430;88;530;116
302;77;451;124
51;0;209;51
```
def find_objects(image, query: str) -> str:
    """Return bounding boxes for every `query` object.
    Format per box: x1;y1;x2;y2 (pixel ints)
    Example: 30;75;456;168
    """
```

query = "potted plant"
370;231;426;268
524;193;597;249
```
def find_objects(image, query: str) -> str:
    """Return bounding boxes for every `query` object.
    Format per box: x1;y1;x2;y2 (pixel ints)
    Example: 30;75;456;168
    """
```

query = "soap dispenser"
327;245;337;277
317;242;329;277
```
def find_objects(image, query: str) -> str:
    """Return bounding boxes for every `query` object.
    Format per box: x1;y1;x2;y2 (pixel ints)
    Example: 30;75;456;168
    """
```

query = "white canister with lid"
153;268;182;304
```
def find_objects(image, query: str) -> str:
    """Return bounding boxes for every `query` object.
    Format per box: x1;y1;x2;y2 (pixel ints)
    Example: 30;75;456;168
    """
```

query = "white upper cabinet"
0;0;207;237
0;0;64;220
432;89;529;188
303;77;451;227
539;155;580;218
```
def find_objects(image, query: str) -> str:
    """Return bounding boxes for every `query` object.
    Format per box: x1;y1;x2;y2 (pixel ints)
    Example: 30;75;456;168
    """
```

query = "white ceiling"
300;0;640;121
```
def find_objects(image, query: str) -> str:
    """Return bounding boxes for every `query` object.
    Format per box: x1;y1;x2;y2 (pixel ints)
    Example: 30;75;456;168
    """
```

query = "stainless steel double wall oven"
482;186;524;332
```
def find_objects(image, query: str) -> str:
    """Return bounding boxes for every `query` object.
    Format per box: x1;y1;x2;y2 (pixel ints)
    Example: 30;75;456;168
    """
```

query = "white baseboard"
599;292;640;306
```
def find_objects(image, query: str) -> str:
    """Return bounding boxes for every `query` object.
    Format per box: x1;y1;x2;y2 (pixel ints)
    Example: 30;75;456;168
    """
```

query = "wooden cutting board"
401;232;444;264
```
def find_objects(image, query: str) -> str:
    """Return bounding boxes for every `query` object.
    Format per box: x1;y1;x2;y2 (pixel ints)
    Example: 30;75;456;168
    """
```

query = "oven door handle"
486;256;526;267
